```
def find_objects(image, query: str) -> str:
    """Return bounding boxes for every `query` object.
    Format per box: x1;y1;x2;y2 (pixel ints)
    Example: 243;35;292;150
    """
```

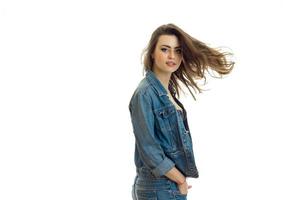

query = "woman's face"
151;35;183;75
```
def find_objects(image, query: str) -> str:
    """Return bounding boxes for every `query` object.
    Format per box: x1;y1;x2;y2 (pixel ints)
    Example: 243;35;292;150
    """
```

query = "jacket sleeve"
129;92;175;177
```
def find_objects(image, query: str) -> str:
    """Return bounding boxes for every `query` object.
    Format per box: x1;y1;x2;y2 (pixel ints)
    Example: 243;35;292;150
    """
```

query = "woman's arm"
129;92;175;178
164;166;186;184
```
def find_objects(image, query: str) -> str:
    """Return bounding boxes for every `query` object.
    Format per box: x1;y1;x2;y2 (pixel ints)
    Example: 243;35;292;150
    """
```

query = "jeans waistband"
135;168;174;191
136;167;169;180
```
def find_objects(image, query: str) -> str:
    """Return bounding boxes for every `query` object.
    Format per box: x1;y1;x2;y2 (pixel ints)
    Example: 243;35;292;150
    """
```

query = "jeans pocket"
174;190;187;196
136;189;157;200
170;182;188;199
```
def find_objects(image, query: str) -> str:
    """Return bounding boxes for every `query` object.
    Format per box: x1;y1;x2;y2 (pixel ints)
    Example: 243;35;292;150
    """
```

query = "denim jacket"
128;70;199;178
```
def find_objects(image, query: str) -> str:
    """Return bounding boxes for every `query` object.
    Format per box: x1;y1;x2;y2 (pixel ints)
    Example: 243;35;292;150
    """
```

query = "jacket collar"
145;70;168;96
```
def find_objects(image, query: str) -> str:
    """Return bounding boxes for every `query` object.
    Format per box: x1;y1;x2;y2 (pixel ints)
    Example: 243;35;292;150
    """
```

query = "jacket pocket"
154;105;175;130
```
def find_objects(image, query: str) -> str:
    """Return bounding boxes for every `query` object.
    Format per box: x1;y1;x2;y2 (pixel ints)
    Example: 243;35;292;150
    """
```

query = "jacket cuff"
151;157;175;178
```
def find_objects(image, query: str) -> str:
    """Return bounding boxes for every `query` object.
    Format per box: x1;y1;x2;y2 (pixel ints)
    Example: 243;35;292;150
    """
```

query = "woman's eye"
176;50;182;54
160;48;181;54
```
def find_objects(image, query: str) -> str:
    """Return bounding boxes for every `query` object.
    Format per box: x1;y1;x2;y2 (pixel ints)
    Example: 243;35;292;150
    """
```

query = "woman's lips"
166;61;176;67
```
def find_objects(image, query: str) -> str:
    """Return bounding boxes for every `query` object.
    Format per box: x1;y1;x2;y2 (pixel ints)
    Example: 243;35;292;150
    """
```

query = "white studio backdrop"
0;0;299;199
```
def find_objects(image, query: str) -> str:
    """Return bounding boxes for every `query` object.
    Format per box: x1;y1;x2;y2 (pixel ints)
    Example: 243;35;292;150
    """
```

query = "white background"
1;0;299;199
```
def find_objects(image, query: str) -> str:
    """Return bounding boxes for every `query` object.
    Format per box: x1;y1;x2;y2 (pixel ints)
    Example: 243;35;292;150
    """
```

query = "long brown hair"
141;23;235;100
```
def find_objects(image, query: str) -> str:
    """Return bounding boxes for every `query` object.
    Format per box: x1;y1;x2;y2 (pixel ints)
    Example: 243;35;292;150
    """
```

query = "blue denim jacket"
128;70;199;178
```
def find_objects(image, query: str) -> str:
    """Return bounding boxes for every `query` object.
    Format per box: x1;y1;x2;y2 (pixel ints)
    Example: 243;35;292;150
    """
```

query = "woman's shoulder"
132;77;157;97
129;77;156;108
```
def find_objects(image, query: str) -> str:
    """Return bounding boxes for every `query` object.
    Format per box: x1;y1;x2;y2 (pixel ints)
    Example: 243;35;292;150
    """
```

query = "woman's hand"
164;167;192;195
177;180;192;195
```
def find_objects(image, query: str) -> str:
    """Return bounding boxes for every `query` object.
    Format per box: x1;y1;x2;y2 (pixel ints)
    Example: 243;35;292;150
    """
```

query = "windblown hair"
141;23;235;100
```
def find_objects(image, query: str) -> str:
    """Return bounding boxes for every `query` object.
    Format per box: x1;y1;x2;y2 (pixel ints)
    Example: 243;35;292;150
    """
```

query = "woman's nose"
168;50;175;59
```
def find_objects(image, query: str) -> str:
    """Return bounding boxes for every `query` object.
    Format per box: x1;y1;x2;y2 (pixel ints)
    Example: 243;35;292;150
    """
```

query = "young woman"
129;23;234;200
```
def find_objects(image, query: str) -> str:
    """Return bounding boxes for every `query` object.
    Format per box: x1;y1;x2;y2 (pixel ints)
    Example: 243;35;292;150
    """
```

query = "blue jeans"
131;168;188;200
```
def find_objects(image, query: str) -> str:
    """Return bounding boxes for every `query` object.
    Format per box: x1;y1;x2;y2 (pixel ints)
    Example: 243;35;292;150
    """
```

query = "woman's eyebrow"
160;45;181;49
